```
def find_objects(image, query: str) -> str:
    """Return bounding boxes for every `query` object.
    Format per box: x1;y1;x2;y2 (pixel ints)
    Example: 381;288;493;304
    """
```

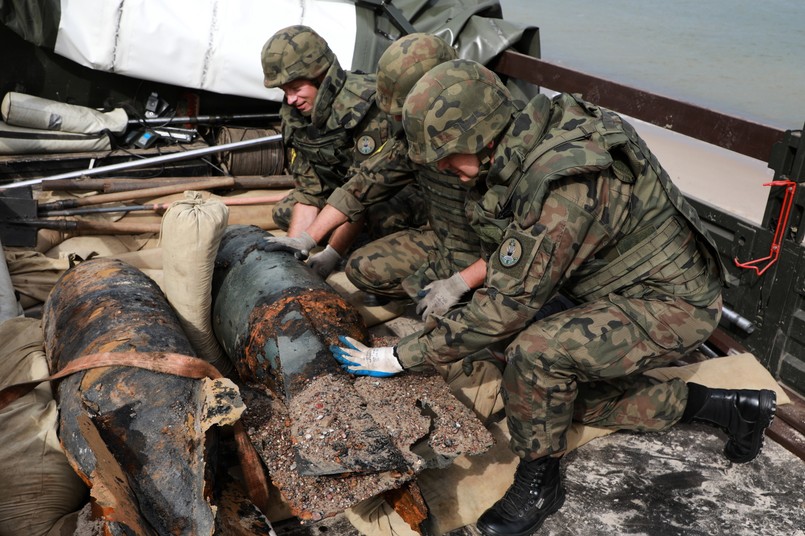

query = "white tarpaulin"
53;0;358;101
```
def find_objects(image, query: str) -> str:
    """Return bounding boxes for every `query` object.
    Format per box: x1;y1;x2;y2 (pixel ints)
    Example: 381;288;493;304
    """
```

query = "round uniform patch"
499;237;523;267
357;134;377;155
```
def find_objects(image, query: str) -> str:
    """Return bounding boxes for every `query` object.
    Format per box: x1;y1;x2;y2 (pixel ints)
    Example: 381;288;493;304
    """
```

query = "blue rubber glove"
330;335;403;377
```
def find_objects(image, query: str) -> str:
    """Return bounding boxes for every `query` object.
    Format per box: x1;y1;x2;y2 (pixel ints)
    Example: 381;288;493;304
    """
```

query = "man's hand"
330;335;403;377
307;245;342;278
262;231;317;259
416;272;470;320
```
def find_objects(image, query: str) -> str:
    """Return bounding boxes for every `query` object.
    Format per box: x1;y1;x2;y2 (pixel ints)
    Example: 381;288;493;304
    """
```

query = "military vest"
417;165;481;270
471;93;727;300
281;68;381;190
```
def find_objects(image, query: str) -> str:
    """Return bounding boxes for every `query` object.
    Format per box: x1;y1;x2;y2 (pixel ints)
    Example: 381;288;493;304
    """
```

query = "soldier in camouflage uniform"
264;33;485;321
330;59;778;536
261;25;417;277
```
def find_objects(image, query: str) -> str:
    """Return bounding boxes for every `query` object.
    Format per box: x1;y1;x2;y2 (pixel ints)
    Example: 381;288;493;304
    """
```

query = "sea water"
500;0;805;129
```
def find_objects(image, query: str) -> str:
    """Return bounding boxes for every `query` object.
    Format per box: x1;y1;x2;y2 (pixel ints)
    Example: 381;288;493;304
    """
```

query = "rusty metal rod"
12;219;161;234
0;133;282;190
39;193;287;217
42;174;295;192
37;176;237;210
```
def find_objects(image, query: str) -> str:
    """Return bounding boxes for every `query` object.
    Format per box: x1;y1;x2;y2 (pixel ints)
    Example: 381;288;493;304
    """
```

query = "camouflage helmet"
403;59;513;165
261;25;334;88
376;33;457;115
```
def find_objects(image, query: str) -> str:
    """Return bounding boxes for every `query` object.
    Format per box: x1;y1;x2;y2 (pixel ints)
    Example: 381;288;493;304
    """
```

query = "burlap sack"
1;92;128;134
119;189;287;230
0;317;87;536
160;191;231;374
0;240;23;322
5;249;72;309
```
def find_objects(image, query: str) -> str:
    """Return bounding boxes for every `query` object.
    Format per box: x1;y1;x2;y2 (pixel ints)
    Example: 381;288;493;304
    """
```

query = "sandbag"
0;317;87;536
1;91;128;134
161;191;231;374
118;188;289;230
0;121;113;154
5;249;72;309
0;240;22;322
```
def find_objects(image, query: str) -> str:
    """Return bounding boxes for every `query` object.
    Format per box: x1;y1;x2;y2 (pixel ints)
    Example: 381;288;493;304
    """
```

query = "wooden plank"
490;50;786;162
766;419;805;462
778;385;805;437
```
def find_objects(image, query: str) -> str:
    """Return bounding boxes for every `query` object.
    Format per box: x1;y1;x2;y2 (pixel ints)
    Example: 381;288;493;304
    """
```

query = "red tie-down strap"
734;179;797;276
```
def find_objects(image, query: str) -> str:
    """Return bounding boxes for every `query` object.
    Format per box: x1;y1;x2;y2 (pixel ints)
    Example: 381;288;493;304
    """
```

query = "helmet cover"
403;59;513;164
262;25;334;88
376;33;457;115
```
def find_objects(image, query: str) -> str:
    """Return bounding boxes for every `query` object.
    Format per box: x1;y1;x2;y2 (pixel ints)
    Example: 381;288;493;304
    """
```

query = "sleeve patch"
489;229;540;285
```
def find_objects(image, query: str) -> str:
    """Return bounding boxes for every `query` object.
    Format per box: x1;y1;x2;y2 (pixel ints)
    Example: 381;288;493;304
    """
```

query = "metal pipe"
13;219;161;234
128;112;280;126
721;305;756;334
0;134;282;191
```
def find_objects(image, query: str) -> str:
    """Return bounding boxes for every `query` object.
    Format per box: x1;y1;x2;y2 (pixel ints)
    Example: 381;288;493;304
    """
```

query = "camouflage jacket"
281;59;393;207
327;129;415;219
395;93;725;370
328;130;482;272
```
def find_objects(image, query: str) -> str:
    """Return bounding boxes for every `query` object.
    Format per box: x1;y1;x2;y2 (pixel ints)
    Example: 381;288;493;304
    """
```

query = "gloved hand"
330;335;403;377
307;244;342;278
416;272;470;320
262;231;317;259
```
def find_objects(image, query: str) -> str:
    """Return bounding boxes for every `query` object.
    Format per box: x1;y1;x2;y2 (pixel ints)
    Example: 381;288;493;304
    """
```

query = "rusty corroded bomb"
211;225;368;396
43;257;242;536
211;225;408;476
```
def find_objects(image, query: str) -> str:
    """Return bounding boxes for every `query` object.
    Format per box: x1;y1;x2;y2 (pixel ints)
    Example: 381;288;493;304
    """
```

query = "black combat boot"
681;382;777;463
476;456;565;536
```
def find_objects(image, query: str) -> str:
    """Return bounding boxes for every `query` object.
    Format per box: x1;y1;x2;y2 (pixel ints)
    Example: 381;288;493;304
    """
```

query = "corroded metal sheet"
239;367;494;522
211;225;409;477
43;257;242;536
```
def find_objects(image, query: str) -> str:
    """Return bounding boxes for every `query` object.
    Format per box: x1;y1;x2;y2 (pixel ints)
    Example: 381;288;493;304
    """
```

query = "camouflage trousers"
503;292;722;460
272;185;427;237
345;227;454;299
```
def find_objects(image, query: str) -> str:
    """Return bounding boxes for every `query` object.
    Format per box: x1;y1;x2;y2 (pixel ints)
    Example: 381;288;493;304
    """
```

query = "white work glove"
330;335;403;377
307;244;342;278
262;231;317;259
416;272;470;320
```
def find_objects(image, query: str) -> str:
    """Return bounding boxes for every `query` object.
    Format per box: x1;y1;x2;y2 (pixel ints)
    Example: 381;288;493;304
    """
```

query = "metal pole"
128;113;280;126
0;134;282;191
721;305;756;334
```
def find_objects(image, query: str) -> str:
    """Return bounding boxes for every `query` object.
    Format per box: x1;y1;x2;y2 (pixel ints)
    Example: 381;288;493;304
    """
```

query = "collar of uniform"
311;58;346;128
489;94;552;185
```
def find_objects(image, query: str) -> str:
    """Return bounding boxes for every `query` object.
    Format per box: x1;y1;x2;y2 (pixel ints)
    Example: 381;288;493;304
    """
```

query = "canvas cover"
0;0;538;101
